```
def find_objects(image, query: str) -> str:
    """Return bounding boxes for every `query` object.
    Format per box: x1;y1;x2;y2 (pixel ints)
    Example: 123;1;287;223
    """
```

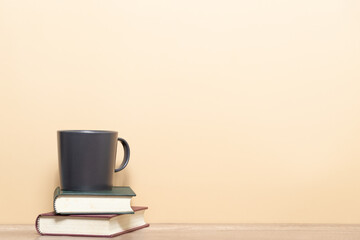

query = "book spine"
53;186;61;214
34;215;42;235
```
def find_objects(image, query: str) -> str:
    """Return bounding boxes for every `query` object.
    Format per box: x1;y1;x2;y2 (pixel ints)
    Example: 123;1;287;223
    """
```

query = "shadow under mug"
57;130;130;191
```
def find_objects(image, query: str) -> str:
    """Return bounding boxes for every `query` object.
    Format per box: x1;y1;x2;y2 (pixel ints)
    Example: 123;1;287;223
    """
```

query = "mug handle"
115;138;130;172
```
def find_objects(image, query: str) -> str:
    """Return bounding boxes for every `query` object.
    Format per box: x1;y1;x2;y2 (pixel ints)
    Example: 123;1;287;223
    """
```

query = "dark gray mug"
57;130;130;191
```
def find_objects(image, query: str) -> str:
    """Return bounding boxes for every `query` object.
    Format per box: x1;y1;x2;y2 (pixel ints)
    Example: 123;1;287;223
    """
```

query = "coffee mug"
58;130;130;191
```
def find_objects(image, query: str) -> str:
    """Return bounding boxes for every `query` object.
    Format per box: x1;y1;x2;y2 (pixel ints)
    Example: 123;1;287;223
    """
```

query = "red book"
35;206;149;237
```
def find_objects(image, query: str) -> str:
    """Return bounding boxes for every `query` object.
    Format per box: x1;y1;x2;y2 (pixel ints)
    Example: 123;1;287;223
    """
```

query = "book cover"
54;186;136;197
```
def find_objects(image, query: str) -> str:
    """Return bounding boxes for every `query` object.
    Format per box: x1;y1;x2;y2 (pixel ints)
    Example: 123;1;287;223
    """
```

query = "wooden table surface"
2;224;360;240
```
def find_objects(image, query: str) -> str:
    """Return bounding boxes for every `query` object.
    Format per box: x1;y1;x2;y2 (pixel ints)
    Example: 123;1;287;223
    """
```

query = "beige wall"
1;0;360;224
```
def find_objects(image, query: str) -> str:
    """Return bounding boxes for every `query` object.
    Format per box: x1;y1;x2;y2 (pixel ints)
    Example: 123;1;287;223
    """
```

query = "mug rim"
58;130;117;134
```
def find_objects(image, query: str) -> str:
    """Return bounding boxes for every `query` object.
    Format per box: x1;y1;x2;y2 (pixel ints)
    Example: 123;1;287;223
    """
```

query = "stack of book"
35;186;149;237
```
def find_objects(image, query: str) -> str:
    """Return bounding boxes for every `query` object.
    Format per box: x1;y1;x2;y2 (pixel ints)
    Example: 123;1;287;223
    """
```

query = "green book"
53;186;136;215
